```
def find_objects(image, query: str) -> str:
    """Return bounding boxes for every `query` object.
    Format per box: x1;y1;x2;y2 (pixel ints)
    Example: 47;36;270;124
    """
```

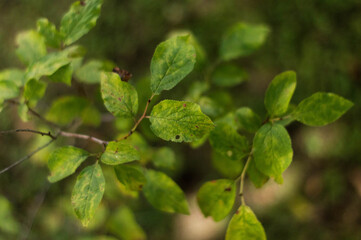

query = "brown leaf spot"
183;104;187;107
236;210;240;214
195;125;199;128
175;135;180;140
224;187;232;192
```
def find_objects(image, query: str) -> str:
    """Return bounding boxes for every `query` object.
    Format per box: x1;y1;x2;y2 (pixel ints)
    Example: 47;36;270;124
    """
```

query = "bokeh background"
1;0;361;239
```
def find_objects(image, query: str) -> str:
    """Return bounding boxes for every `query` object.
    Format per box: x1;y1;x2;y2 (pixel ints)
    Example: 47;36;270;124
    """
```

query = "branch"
238;152;252;205
0;137;56;175
118;94;155;140
0;129;56;139
59;131;108;146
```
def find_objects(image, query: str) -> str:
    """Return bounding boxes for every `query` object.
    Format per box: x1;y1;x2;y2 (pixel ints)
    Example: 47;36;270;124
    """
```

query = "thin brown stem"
0;129;56;139
0;137;57;175
118;94;155;140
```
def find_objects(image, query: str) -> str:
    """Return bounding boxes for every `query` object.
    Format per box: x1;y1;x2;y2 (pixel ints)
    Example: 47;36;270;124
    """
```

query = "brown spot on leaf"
175;135;180;140
225;187;232;192
195;125;199;128
80;1;85;6
211;180;217;183
113;67;132;82
236;210;240;214
183;104;187;107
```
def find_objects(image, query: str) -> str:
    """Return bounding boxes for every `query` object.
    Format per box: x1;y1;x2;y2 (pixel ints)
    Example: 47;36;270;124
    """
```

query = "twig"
59;131;108;146
118;94;155;140
238;153;253;205
0;129;56;139
0;137;56;175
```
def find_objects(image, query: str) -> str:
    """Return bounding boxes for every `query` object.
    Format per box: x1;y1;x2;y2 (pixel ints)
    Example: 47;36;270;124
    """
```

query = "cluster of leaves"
0;0;354;239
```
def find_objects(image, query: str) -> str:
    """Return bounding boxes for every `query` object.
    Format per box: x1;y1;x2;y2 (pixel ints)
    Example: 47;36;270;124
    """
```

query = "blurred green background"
1;0;361;239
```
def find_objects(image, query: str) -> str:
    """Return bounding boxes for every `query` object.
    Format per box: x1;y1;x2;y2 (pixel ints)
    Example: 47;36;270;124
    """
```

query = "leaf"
37;18;63;48
72;162;105;227
197;179;236;221
150;35;196;94
253;123;293;179
114;164;146;191
226;205;266;240
209;122;249;161
0;68;25;87
47;146;89;183
153;147;177;170
108;207;146;240
212;151;243;179
15;30;46;65
24;79;47;104
220;22;269;61
149;100;214;142
293;92;353;126
60;0;103;46
76;60;114;84
247;158;269;188
101;72;138;118
143;170;189;214
235;107;262;133
0;81;19;101
264;71;297;117
211;63;248;87
199;96;224;118
81;105;101;127
17;102;29;122
49;63;73;86
101;142;140;165
46;95;97;125
25;51;71;81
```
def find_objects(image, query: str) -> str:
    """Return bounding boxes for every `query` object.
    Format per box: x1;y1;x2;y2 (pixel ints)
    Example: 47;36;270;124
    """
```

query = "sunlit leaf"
15;30;46;65
149;100;214;142
197;179;236;221
37;18;63;48
264;71;297;117
150;35;196;94
101;72;138;118
72;162;105;227
47;146;89;183
101;142;140;165
253;123;293;180
235;107;262;133
60;0;103;46
293;92;353;126
226;205;266;240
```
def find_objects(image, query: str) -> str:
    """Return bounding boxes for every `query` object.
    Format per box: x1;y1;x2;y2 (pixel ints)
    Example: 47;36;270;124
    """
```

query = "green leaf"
17;102;29;122
0;81;19;101
226;205;266;240
247;158;269;188
209;122;249;161
101;142;140;165
49;63;73;86
24;79;47;104
235;107;262;133
143;170;189;214
264;71;297;117
199;96;224;118
150;35;196;94
108;207;146;240
101;72;138;118
25;51;71;81
60;0;103;46
293;92;353;126
47;146;89;183
72;162;105;227
37;18;63;48
114;164;146;191
220;22;269;61
149;100;214;142
197;179;236;221
211;63;248;87
0;68;25;87
76;60;114;84
81;105;101;127
253;123;293;180
153;147;177;170
46;95;93;125
212;152;243;179
15;30;47;65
